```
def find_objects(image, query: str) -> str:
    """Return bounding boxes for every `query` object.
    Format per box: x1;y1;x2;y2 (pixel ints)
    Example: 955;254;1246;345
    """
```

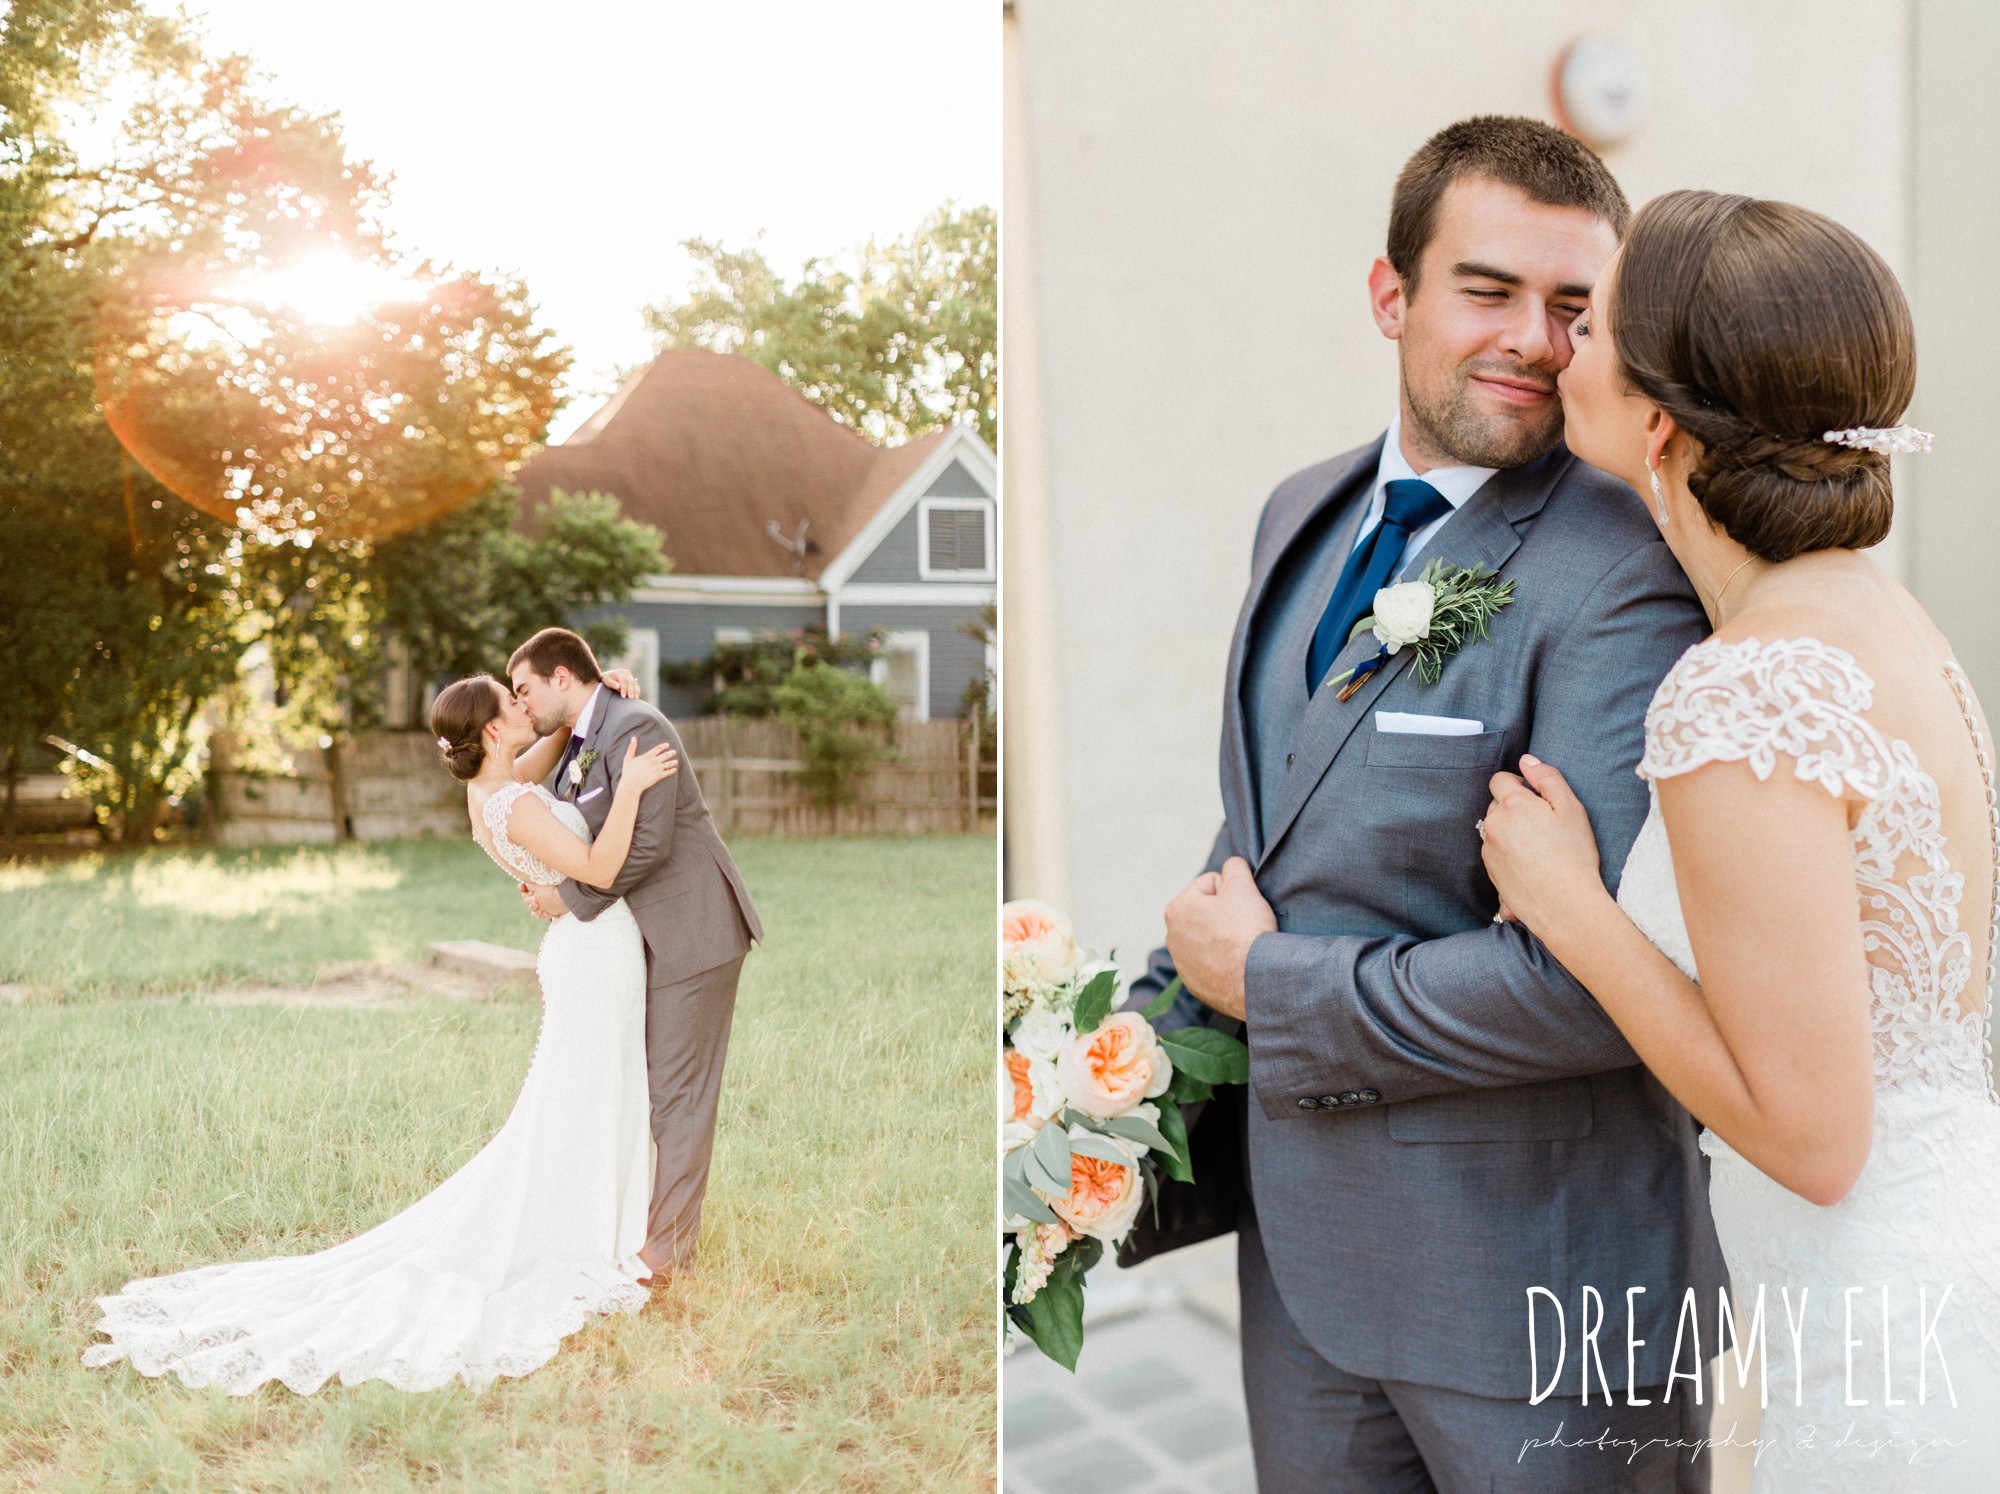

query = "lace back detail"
1943;659;2000;1101
1640;636;1994;1099
478;782;583;888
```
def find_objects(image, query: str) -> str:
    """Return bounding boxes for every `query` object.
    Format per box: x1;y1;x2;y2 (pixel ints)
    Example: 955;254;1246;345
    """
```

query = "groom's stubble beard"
1401;354;1566;470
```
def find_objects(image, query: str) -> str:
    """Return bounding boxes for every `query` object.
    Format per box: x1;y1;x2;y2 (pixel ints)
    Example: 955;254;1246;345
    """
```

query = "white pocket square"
1374;710;1485;736
576;786;606;804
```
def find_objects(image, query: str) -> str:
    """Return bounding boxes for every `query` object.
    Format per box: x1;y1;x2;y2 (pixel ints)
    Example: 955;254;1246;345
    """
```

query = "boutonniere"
568;747;599;786
1323;557;1517;702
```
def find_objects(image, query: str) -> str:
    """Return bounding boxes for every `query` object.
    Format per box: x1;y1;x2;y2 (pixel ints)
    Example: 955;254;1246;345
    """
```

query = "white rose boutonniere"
567;747;599;787
1324;556;1518;701
1368;580;1436;653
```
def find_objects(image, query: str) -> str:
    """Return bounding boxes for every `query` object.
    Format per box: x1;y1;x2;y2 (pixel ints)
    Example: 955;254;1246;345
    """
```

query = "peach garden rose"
1055;1011;1172;1121
1049;1127;1144;1243
1001;899;1078;985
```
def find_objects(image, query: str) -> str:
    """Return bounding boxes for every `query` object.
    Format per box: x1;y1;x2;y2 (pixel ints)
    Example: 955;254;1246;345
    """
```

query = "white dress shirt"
568;683;604;744
1347;412;1499;575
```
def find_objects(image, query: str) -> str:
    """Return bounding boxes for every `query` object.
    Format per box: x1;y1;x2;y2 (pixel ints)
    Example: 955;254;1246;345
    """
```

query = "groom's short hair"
1388;116;1630;294
508;627;602;685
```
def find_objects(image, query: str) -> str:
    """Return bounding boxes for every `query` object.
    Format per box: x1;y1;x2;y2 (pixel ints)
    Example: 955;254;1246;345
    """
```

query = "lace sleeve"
480;782;563;886
1639;635;1898;800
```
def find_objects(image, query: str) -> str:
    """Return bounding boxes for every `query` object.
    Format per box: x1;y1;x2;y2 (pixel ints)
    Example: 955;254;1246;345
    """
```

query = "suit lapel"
1253;448;1569;873
1224;441;1381;862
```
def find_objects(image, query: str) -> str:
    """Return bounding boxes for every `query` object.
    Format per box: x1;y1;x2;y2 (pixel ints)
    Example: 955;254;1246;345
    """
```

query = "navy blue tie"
1305;478;1453;695
553;732;583;798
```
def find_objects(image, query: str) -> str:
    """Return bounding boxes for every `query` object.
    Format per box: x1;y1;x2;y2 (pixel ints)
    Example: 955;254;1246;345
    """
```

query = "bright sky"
174;0;999;439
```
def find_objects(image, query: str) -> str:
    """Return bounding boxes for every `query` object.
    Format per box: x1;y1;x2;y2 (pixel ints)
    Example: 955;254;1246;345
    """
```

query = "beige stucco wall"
1002;0;1996;963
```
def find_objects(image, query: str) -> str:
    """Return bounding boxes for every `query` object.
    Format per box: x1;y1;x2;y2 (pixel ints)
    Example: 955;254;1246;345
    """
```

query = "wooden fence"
208;715;995;847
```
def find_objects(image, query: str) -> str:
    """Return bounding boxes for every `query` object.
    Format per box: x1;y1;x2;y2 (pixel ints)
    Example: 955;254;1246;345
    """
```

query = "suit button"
1319;1095;1342;1109
1286;753;1295;768
1360;1088;1381;1103
1338;1091;1361;1107
1297;1097;1320;1111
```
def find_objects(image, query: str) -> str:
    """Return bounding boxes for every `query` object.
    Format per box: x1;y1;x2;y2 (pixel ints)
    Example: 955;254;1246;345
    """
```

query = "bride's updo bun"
429;675;504;782
1610;190;1916;563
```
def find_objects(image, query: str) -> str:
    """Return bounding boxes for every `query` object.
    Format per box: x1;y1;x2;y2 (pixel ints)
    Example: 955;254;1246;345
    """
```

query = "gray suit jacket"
551;689;762;987
1129;438;1727;1400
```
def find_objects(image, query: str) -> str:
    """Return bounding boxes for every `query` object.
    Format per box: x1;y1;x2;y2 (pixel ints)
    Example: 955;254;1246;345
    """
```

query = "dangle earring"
1646;460;1669;526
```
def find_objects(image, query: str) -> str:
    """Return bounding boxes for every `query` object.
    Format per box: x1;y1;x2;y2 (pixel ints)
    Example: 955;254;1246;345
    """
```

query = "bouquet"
1000;899;1249;1369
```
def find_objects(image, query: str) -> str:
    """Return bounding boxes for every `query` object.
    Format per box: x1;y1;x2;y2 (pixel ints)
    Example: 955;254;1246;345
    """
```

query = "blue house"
513;350;996;721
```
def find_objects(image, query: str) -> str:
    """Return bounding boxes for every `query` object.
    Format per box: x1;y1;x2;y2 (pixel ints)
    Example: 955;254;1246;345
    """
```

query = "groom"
509;627;762;1278
1127;118;1726;1490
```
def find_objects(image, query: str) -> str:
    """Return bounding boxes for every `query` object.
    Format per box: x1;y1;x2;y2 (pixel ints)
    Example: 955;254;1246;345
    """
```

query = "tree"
0;5;573;840
642;202;996;449
771;661;899;810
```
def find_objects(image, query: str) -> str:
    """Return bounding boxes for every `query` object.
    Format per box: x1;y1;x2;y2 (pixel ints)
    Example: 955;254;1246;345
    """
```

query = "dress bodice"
1616;635;1999;1101
479;782;590;888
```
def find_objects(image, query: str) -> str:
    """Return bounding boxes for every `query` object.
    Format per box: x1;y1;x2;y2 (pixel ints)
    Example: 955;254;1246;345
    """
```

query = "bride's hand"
615;736;679;795
603;667;643;699
1479;754;1604;936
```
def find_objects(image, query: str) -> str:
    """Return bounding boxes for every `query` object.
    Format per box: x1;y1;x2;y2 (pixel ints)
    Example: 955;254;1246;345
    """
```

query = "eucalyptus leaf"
1004;1174;1059;1225
1068;1131;1135;1164
1025;1121;1073;1198
1104;1113;1173;1152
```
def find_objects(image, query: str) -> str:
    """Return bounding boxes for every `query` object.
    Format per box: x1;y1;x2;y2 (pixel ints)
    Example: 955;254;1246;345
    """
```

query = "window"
870;630;931;721
604;627;660;707
918;499;994;580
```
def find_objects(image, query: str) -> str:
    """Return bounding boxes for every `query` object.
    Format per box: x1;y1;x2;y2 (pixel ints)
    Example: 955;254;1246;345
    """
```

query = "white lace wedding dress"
1617;636;2000;1489
82;782;655;1394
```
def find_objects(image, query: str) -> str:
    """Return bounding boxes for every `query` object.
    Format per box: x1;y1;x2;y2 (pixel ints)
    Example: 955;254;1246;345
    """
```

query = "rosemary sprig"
1333;556;1517;688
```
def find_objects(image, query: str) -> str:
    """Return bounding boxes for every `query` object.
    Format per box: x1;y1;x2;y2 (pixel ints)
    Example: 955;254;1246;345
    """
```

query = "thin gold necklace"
1715;555;1757;616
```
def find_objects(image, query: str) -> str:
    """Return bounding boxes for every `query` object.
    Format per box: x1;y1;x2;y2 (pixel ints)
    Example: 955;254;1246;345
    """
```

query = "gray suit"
1129;439;1726;1490
551;687;762;1267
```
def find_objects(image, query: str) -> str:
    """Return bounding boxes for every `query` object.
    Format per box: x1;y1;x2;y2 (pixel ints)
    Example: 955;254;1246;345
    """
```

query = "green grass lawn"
0;834;997;1492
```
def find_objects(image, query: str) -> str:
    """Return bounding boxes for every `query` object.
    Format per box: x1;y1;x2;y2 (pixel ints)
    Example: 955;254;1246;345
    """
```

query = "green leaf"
1345;613;1378;645
1103;1113;1173;1152
1166;1068;1213;1105
1161;1026;1251;1085
1005;1174;1059;1225
1025;1121;1072;1198
1017;1268;1088;1370
1070;967;1119;1035
1068;1131;1135;1164
1153;1098;1194;1182
1138;974;1183;1023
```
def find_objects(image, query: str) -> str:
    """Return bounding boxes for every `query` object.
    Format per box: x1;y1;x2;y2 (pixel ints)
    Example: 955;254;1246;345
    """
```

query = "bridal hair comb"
1822;424;1934;455
436;735;453;752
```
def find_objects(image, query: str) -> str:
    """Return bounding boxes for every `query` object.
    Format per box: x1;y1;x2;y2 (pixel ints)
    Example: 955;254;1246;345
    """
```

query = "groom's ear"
1367;256;1408;341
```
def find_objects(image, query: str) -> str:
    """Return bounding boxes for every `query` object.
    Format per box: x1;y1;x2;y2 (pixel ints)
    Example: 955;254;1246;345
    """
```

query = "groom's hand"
1163;857;1276;1023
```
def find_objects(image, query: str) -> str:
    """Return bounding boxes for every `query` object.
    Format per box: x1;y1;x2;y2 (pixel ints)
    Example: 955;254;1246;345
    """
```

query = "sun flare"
222;251;423;326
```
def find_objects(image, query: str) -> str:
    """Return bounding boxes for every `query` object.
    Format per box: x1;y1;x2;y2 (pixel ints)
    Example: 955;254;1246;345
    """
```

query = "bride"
83;668;678;1394
1479;189;2000;1488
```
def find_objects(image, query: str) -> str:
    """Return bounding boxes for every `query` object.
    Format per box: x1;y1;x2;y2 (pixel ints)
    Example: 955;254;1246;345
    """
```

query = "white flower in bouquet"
1010;1220;1074;1306
1001;899;1079;986
1002;1048;1065;1130
1049;1125;1146;1243
1055;1011;1173;1121
1009;1008;1068;1063
1369;578;1437;653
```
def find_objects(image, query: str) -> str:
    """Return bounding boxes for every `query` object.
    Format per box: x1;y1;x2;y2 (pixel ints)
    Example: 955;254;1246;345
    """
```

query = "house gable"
820;430;998;594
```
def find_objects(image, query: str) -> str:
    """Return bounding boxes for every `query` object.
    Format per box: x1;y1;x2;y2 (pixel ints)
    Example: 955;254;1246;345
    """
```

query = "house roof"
512;349;950;581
